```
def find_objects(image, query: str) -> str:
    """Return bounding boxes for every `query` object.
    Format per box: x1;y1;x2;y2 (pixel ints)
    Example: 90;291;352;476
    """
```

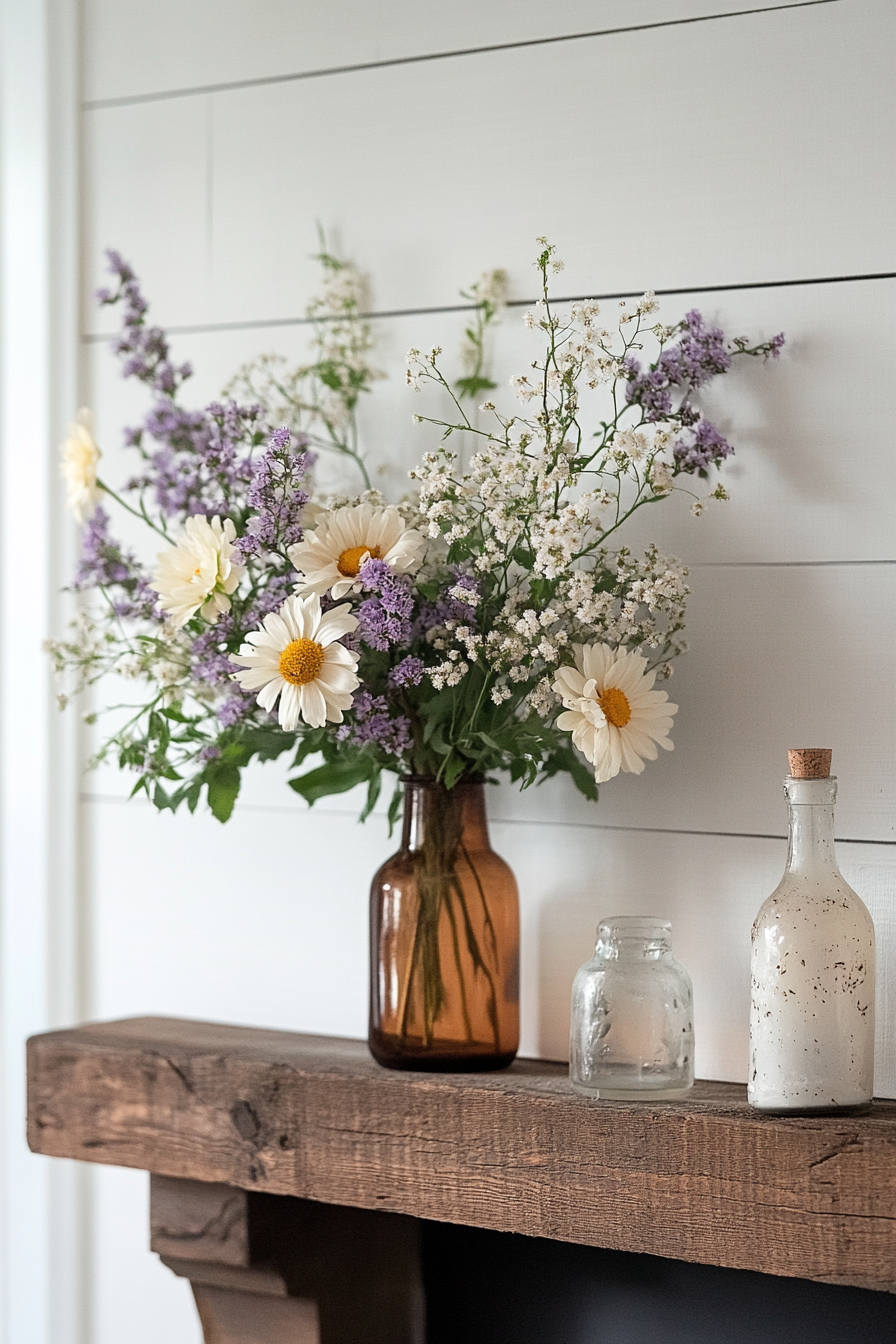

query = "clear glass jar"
569;916;694;1100
749;772;875;1113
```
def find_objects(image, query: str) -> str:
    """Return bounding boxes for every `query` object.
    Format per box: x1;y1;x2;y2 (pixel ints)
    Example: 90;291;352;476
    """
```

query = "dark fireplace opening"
422;1221;896;1344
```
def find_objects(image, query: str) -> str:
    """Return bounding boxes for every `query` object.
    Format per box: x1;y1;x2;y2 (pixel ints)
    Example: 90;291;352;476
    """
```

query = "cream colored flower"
230;593;360;731
151;515;245;627
553;643;677;784
288;502;424;599
61;408;102;522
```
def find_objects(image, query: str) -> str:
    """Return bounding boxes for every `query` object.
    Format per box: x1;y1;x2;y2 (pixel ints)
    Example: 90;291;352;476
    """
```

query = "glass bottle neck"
595;917;672;961
401;777;491;854
784;776;841;877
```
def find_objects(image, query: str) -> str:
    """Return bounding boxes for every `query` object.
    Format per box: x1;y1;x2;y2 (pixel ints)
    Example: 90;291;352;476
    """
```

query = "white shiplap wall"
73;2;896;1341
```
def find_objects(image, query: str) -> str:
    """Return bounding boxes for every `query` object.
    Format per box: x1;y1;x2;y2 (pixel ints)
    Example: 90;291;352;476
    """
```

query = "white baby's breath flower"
118;656;143;681
230;593;360;731
469;269;508;309
289;502;425;599
154;661;184;686
61;408;102;522
510;373;538;403
649;460;674;494
151;515;245;628
553;643;677;784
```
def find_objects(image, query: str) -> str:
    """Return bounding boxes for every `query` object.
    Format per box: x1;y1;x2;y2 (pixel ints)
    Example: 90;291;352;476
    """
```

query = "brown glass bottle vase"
369;777;520;1070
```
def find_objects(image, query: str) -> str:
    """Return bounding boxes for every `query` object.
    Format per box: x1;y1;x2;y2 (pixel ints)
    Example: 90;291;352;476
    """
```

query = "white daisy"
151;515;245;628
553;643;677;784
61;408;102;522
288;502;424;600
230;593;360;731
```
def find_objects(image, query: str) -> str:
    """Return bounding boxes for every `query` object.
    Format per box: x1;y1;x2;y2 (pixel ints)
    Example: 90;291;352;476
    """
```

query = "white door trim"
0;1;84;1340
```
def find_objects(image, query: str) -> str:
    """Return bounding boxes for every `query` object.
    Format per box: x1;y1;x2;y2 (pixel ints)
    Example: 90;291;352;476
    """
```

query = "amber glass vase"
369;777;520;1070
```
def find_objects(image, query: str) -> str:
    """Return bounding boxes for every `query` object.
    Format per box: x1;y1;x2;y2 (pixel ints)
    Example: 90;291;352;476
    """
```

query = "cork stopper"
787;748;832;779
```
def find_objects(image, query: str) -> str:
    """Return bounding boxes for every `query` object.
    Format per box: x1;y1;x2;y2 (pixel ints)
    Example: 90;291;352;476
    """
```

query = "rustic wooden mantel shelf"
27;1016;896;1299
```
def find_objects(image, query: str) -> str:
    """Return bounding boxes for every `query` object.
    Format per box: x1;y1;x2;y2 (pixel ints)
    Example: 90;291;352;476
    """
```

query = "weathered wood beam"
149;1174;423;1343
26;1016;896;1292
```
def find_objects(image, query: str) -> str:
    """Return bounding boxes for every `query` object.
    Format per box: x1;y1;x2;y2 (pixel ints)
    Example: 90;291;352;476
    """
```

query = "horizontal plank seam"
80;268;896;344
82;1;840;111
691;560;896;567
73;793;896;847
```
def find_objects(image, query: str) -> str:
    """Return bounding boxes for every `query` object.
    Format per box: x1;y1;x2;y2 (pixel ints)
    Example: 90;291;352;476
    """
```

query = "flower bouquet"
51;239;782;1067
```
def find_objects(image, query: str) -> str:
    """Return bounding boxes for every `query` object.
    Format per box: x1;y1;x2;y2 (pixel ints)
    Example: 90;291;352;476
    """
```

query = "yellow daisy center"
598;685;631;728
337;543;383;577
279;638;325;686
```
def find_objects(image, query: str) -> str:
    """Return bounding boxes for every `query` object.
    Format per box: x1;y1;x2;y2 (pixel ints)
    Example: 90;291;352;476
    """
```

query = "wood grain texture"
151;1176;250;1266
151;1173;424;1342
27;1017;896;1292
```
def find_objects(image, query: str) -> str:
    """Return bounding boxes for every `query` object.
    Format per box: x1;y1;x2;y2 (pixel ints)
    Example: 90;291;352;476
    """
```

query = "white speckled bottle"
749;752;875;1113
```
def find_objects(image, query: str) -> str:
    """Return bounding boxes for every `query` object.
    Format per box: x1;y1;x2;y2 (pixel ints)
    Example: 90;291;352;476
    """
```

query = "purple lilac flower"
99;253;273;521
673;418;734;473
216;685;257;727
413;570;481;638
620;359;672;419
190;615;236;686
99;250;192;398
389;656;425;688
336;691;413;757
246;573;294;625
75;506;159;619
128;399;263;520
625;310;731;422
357;558;414;651
238;427;310;557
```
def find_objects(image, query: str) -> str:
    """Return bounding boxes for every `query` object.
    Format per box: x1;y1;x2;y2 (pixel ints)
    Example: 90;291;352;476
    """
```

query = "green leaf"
288;756;374;805
476;730;505;754
442;753;468;789
528;577;555;607
359;769;383;822
242;727;295;762
159;705;192;723
149;710;170;752
292;728;328;769
220;740;254;768
426;721;451;757
543;745;598;802
387;781;404;836
206;763;243;822
454;374;497;400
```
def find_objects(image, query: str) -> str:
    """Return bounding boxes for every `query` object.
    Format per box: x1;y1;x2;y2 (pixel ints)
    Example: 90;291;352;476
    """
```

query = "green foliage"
289;753;376;805
453;271;507;404
131;723;297;824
